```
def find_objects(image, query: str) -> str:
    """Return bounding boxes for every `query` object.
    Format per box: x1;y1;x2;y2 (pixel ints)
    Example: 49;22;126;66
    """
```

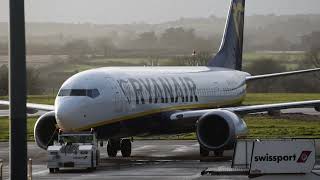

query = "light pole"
9;0;27;179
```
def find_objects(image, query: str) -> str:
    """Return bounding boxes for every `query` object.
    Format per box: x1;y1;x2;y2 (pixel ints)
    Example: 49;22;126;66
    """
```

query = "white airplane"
1;0;320;157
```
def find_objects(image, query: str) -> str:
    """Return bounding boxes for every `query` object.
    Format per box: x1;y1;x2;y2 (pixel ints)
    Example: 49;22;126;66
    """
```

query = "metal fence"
28;158;32;180
0;159;3;180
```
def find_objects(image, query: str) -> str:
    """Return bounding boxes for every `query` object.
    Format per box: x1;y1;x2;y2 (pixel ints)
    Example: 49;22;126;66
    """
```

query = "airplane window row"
58;89;100;98
197;87;243;97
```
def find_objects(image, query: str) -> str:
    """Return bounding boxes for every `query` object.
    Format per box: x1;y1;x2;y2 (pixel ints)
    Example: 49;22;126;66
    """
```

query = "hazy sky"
0;0;320;24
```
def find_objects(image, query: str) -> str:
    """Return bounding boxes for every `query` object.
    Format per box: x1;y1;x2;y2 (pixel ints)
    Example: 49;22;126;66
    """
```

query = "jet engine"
34;111;58;150
196;110;247;151
315;106;320;112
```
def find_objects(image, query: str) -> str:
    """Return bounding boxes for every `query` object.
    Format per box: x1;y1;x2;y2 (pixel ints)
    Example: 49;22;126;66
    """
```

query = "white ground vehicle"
47;131;100;173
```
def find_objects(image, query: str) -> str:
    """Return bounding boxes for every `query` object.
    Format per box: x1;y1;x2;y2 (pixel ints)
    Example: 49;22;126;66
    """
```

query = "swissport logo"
297;151;312;163
254;151;312;164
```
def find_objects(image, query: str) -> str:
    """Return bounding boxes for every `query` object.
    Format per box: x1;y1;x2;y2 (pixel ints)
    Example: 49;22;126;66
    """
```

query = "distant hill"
1;14;320;50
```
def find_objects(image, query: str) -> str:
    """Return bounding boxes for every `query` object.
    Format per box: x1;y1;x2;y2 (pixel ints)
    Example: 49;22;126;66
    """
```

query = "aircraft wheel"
107;140;118;157
200;146;209;157
87;167;96;171
96;150;100;166
49;168;54;173
120;139;132;157
214;150;224;157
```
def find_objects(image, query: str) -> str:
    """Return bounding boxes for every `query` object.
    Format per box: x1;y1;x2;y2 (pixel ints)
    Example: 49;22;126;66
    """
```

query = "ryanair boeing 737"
1;0;320;157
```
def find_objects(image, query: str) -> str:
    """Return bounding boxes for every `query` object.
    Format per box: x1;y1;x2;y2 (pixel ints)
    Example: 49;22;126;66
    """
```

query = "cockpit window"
70;89;87;96
87;89;100;98
58;89;71;96
58;89;100;98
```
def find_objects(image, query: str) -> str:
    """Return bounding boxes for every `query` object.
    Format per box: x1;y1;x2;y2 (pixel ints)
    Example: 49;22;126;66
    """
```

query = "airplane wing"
0;100;54;111
170;100;320;121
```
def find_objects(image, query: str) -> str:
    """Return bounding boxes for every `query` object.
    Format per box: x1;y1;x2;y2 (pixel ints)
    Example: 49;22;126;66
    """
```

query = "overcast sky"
0;0;320;24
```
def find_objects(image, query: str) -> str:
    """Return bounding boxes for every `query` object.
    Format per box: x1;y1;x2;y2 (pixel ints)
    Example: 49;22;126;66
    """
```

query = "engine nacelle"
196;110;248;151
315;106;320;112
34;111;58;150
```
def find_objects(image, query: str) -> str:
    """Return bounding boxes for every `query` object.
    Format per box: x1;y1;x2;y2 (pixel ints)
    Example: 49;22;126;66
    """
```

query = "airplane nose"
55;99;83;130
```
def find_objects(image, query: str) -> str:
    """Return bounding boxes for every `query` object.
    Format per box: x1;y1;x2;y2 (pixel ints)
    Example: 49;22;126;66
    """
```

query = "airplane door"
105;77;126;113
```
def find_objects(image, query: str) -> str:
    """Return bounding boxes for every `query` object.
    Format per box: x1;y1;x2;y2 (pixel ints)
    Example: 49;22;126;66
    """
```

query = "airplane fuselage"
55;66;249;139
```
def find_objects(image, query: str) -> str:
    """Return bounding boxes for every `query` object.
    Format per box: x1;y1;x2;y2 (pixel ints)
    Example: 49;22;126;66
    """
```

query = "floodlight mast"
9;0;27;179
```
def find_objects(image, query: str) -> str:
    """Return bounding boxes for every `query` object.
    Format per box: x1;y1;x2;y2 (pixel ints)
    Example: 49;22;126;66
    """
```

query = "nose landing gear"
199;146;224;157
107;138;132;157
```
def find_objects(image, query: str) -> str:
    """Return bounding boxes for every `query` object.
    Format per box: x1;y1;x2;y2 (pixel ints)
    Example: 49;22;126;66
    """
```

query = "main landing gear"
200;146;224;157
107;138;132;157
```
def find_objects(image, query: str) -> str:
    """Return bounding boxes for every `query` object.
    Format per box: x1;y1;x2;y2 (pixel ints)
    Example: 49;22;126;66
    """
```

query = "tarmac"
0;140;320;180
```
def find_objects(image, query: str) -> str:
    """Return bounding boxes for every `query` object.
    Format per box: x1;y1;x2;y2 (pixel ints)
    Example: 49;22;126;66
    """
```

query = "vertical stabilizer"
208;0;245;70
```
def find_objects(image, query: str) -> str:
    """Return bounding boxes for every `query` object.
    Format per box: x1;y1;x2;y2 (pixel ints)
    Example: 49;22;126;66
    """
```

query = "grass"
243;93;320;105
245;115;320;138
0;116;37;141
27;95;55;105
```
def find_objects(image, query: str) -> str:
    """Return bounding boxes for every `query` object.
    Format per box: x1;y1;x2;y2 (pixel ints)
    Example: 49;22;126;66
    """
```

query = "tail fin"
208;0;245;70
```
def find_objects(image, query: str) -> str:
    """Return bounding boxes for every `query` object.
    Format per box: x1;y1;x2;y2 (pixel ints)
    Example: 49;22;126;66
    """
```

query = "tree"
269;37;292;51
160;27;197;51
62;39;92;60
245;59;287;92
135;31;158;49
27;67;42;95
303;48;320;71
301;31;320;81
245;59;287;76
301;32;320;51
0;65;41;95
300;31;320;68
93;37;116;57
